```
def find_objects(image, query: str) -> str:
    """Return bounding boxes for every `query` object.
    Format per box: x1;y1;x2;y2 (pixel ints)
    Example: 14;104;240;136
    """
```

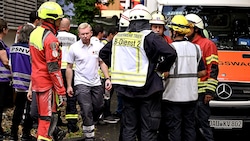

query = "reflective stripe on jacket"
111;30;151;87
0;40;11;82
163;41;202;102
192;35;219;94
10;43;31;90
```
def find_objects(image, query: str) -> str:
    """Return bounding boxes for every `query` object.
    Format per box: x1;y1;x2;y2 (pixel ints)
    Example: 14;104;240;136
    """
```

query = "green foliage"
62;0;114;25
58;0;115;34
74;0;100;24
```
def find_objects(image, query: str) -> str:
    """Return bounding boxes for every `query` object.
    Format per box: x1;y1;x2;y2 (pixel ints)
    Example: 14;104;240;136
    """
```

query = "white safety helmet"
119;9;131;27
129;4;152;21
149;11;166;25
185;14;204;29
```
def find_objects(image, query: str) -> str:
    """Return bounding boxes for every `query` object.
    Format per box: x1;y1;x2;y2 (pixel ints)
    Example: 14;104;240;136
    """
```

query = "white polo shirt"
66;37;103;86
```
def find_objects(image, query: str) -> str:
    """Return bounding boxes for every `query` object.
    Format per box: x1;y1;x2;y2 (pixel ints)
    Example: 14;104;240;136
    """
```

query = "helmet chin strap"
53;20;59;35
170;30;176;40
44;19;58;34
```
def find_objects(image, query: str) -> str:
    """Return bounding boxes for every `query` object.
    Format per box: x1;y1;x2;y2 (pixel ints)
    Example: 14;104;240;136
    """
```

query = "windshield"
162;6;250;51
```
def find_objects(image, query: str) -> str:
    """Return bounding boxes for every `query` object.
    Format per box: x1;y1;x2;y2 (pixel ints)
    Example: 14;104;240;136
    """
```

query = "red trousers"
36;88;57;140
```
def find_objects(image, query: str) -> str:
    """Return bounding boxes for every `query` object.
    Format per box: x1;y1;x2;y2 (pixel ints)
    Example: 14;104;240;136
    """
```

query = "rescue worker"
99;4;177;141
185;13;219;141
66;23;111;141
101;27;118;45
0;18;11;141
29;2;67;141
10;11;42;141
18;11;42;126
99;27;119;124
57;17;79;133
149;11;172;43
9;24;36;141
113;9;131;121
158;15;206;141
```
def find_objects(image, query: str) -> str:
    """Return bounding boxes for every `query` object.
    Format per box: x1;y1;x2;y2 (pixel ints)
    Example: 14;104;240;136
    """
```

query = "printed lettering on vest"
10;46;30;55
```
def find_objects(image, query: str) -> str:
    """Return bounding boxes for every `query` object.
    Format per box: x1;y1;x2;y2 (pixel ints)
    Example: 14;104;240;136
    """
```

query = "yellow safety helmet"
168;15;191;35
129;4;152;21
38;1;64;20
149;11;166;25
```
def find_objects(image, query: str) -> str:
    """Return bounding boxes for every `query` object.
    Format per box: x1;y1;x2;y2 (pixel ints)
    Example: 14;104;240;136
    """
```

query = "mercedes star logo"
216;83;233;99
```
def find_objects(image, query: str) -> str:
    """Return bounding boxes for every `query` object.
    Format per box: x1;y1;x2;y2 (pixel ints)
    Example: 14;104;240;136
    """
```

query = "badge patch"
52;50;59;57
50;42;57;50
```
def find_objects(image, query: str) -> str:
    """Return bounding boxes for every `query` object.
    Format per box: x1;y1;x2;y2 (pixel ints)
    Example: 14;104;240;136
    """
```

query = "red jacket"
164;35;173;44
192;34;219;95
29;22;65;95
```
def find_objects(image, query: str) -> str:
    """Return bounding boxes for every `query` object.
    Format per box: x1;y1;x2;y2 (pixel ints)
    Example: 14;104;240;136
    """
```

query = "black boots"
53;127;67;141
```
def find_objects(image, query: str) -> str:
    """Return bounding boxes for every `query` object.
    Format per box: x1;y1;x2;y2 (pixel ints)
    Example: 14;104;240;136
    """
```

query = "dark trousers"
116;95;123;114
102;78;114;117
62;69;78;129
196;99;214;141
66;94;78;128
0;81;13;133
75;84;104;126
30;91;38;120
11;92;33;135
121;93;162;141
159;101;197;141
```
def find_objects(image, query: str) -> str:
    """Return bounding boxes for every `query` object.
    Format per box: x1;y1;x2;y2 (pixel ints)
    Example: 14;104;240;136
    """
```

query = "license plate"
209;119;243;129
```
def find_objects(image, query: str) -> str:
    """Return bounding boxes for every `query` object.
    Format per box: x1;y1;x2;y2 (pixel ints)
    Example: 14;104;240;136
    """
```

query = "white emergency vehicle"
145;0;250;135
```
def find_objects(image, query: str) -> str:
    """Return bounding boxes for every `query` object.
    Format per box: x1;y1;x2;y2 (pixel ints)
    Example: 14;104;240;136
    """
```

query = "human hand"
58;95;67;107
105;79;112;91
67;86;74;97
204;95;213;104
27;90;32;101
162;72;169;80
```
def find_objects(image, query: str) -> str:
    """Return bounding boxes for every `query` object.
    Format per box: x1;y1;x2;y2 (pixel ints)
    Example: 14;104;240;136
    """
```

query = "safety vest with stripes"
111;30;151;87
10;43;31;90
162;41;202;102
0;40;11;82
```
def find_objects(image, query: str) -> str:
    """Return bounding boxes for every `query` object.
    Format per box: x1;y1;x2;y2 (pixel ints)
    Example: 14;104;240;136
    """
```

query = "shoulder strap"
193;43;201;63
0;40;6;49
42;29;51;45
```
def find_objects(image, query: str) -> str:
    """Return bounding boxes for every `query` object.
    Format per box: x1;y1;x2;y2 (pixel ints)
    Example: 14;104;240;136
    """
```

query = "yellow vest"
29;26;50;50
111;30;151;87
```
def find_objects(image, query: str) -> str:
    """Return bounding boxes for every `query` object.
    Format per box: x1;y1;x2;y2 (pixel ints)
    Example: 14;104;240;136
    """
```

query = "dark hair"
108;27;118;35
18;24;34;43
29;10;39;23
92;24;104;36
0;19;8;33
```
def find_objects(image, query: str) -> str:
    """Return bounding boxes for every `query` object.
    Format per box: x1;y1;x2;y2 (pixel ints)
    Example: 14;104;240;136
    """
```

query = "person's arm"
0;49;10;70
66;63;74;97
100;60;112;91
148;33;177;73
198;57;206;78
27;81;32;101
99;41;112;67
99;41;112;91
203;41;219;104
44;37;65;95
204;42;219;85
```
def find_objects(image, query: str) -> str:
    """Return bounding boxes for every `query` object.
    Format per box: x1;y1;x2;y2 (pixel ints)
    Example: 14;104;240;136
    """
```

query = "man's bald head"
59;18;71;31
